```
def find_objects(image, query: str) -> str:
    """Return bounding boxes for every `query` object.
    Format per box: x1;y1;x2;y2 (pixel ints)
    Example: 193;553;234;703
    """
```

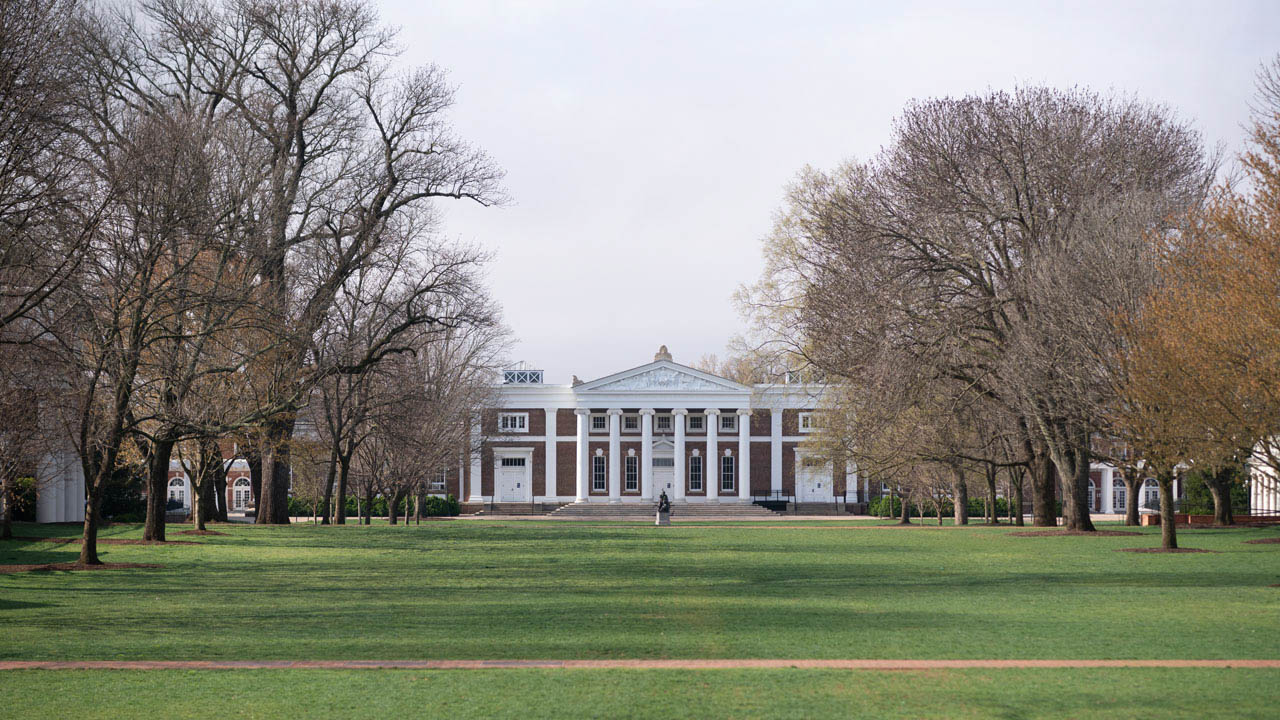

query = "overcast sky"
381;0;1280;383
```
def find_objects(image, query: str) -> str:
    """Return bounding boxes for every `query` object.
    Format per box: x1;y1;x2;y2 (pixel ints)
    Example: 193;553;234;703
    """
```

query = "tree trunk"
1031;449;1056;527
320;446;337;525
256;417;294;524
1205;470;1234;526
335;455;350;525
388;489;403;525
144;437;176;542
1158;470;1178;550
362;486;373;525
1;471;12;540
247;446;262;509
897;490;911;524
213;468;228;522
1124;475;1141;526
1054;441;1096;532
1013;471;1025;526
985;465;998;524
79;467;107;565
951;466;968;525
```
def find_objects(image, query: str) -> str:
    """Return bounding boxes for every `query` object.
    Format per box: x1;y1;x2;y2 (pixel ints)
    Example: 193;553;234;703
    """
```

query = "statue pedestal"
655;509;670;526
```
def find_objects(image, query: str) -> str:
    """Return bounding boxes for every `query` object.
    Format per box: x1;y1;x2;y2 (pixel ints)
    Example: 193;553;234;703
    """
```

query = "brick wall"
750;443;771;494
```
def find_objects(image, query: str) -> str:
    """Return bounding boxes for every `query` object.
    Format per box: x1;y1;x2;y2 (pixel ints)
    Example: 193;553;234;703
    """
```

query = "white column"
737;408;751;501
673;409;687;501
640;408;655;500
544;408;558;500
706;409;720;501
608;408;622;502
468;416;483;503
1102;467;1114;514
770;409;783;498
574;409;590;501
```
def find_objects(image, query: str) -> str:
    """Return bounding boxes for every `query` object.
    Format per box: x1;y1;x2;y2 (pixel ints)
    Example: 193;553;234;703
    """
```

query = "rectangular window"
689;455;703;491
591;414;608;432
653;457;674;468
655;415;672;432
592;456;607;491
430;468;448;492
498;412;528;433
798;412;817;433
500;457;526;467
687;415;704;431
721;455;735;491
623;415;640;432
719;414;736;432
625;456;638;491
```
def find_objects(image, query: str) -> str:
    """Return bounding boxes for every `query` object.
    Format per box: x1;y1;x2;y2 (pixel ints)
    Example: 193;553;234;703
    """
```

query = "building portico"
473;346;853;510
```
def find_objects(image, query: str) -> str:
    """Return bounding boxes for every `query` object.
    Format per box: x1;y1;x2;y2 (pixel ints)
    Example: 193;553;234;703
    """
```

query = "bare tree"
0;0;97;344
743;87;1213;532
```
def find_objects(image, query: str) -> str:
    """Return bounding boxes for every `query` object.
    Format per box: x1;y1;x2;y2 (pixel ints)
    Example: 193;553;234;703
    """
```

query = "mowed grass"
1;520;1279;661
2;667;1278;720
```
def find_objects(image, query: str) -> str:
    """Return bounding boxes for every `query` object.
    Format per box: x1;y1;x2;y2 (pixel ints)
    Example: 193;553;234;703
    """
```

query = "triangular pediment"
576;360;748;393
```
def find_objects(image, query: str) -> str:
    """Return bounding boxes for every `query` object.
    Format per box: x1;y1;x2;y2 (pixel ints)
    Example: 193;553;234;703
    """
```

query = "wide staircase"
548;500;781;521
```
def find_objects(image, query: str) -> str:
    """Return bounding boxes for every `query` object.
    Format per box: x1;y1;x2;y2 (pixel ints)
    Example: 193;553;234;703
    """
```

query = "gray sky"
382;0;1280;382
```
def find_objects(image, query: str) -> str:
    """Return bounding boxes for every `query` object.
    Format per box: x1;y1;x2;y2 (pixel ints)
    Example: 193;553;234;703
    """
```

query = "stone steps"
548;501;781;520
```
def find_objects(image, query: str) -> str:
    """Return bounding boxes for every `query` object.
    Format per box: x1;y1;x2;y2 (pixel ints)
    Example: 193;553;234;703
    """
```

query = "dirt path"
3;659;1278;671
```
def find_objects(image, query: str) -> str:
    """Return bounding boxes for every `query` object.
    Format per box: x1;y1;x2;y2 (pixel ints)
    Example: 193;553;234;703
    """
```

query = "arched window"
168;477;186;504
232;477;251;509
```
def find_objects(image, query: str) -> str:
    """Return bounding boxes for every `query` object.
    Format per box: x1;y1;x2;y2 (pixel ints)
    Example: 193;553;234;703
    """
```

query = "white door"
496;456;531;502
653;457;675;495
796;458;831;502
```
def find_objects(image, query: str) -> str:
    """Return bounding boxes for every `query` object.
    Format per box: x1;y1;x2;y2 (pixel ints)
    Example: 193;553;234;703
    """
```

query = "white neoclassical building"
458;346;861;512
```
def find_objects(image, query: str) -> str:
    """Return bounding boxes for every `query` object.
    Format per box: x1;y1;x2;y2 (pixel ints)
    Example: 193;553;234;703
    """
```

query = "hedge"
289;493;461;518
869;495;1020;518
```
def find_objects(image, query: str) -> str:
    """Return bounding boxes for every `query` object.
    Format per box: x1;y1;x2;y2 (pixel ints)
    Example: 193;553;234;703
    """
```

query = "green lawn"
2;520;1279;718
2;668;1277;719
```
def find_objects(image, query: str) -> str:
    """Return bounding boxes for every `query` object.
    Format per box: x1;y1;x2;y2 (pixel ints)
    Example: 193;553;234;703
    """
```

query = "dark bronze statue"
657;491;671;513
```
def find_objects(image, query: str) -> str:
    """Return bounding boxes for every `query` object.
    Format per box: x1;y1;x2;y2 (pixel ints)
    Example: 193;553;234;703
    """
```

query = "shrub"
420;495;460;517
1180;467;1250;515
101;476;145;519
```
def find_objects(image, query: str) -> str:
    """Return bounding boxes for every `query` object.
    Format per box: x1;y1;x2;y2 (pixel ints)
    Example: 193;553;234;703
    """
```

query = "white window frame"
592;455;607;492
590;414;608;433
625;455;639;491
798;412;817;433
719;414;736;433
498;412;529;433
689;455;703;491
168;477;185;503
687;415;705;431
622;414;640;433
655;414;673;432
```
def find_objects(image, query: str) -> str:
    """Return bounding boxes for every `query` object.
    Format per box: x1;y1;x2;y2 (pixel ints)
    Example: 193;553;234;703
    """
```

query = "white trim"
798;412;816;433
